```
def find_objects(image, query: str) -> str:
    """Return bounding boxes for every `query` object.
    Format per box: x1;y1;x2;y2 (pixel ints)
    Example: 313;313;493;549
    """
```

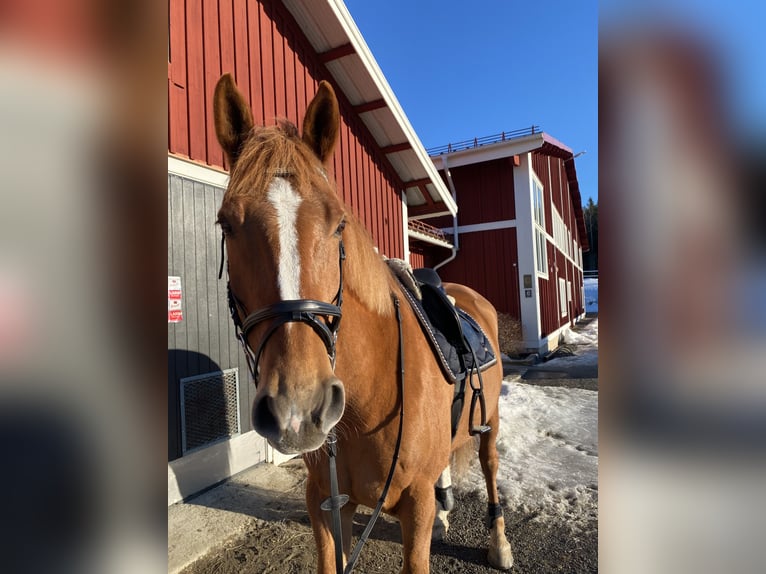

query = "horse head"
214;74;346;454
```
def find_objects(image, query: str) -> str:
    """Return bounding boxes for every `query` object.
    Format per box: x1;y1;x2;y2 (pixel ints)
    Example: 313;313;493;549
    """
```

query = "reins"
324;294;404;574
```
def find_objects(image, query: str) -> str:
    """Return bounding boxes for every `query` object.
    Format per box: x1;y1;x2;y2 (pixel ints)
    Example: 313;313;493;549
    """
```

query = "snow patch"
455;319;598;530
457;382;598;530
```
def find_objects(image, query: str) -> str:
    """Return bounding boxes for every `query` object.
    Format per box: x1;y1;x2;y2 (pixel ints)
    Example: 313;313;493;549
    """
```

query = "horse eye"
217;217;232;236
334;220;346;236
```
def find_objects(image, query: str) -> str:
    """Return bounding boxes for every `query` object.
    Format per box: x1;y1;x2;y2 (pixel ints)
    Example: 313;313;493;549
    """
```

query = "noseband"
222;237;346;386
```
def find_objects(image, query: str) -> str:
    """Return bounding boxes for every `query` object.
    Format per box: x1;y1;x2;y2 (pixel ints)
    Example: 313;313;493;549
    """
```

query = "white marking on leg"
433;466;453;541
267;178;303;301
436;466;452;489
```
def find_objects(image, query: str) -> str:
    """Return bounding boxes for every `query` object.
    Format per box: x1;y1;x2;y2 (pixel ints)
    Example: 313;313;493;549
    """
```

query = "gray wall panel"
168;173;263;462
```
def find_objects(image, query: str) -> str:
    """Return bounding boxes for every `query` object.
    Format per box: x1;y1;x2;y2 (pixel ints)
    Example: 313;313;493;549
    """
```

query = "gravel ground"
182;475;597;574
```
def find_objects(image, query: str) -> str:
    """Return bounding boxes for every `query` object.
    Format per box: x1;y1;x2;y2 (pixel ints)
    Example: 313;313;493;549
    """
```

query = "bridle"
220;233;346;386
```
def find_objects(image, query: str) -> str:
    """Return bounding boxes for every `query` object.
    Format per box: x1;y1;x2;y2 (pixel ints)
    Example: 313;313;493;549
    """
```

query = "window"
533;177;545;228
559;277;568;317
533;176;547;277
536;229;548;275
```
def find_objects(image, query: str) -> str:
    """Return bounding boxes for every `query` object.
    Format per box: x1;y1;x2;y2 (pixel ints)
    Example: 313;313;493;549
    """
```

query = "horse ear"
213;73;254;166
302;80;340;164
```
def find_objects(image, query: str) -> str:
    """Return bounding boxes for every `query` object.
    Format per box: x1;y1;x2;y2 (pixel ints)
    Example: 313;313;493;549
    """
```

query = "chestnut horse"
213;73;513;573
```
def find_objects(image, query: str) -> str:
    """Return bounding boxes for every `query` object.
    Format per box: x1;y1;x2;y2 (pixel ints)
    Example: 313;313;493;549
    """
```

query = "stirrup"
468;385;490;435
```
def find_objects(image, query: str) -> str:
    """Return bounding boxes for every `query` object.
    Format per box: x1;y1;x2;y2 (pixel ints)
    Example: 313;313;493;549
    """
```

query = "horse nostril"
252;395;281;440
320;379;345;433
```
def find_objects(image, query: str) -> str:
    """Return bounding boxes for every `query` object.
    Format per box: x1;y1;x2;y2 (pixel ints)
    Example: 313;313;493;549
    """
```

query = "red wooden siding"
445;158;516;227
408;248;426;269
531;150;585;255
168;0;404;258
437;228;520;319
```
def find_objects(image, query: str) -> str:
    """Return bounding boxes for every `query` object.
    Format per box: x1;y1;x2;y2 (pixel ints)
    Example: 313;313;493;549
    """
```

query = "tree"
583;198;598;271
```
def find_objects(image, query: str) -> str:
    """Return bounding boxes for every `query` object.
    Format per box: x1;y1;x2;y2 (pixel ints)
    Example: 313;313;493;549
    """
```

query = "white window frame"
559;277;568;318
532;174;548;278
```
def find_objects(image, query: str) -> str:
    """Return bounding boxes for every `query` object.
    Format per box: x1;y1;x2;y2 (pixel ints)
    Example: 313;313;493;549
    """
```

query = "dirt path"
182;458;596;574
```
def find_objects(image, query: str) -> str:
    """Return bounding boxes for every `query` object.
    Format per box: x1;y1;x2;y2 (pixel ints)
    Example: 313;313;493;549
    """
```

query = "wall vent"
180;368;241;454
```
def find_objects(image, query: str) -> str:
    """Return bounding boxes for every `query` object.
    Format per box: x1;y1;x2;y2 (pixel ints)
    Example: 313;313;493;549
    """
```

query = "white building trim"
285;0;456;216
168;154;229;188
327;0;457;216
401;193;410;261
514;152;543;350
168;430;266;506
444;219;517;235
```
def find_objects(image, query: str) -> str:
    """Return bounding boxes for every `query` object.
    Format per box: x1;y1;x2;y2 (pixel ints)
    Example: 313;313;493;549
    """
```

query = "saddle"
387;262;496;437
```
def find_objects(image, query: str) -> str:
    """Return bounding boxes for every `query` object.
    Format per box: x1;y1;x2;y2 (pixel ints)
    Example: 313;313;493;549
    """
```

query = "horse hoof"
488;539;513;570
432;514;449;541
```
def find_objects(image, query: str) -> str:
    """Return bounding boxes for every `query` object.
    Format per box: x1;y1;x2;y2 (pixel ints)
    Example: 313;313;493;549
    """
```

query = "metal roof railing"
408;219;451;243
426;125;541;156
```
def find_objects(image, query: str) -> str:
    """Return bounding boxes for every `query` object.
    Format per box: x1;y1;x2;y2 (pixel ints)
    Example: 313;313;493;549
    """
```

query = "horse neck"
334;220;404;411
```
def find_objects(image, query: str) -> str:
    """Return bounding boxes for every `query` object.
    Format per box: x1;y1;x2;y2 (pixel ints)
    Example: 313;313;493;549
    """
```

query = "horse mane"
343;213;398;318
224;121;397;318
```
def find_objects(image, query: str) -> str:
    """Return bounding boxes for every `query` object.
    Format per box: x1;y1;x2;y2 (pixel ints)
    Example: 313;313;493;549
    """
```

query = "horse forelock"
222;122;396;318
224;123;322;203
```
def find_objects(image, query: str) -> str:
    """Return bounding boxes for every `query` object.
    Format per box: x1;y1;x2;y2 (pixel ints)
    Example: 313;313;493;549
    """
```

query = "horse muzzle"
251;376;345;454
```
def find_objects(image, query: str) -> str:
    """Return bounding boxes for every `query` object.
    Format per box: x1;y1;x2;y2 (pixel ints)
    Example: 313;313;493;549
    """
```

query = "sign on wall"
168;276;183;323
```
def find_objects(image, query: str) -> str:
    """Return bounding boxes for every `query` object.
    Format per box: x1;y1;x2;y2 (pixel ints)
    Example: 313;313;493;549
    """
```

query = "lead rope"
320;431;348;573
324;294;405;574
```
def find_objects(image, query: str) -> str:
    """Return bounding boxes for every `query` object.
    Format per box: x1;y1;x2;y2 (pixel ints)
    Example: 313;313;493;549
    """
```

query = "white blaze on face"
267;178;303;300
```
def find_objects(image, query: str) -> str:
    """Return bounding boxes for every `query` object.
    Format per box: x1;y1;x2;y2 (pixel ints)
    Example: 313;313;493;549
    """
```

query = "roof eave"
283;0;457;217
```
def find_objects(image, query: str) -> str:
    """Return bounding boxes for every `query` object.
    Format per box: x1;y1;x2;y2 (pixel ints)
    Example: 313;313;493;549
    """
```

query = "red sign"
168;276;183;323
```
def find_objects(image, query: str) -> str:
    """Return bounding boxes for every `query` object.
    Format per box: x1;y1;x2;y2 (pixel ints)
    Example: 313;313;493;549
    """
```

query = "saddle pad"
395;276;497;384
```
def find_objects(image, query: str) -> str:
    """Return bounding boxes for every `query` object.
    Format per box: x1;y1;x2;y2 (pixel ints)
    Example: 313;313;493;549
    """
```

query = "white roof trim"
407;209;453;221
168;154;229;188
283;0;457;217
431;133;546;170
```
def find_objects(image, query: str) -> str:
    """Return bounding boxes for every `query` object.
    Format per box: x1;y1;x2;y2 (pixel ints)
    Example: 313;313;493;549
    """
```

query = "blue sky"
344;0;599;205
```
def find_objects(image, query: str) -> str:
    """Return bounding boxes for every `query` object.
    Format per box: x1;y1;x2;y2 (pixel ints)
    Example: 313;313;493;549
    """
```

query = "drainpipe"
434;154;459;271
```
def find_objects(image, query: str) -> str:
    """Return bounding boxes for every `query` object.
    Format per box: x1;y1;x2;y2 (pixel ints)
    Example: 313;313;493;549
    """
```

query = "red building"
408;129;590;354
167;0;455;501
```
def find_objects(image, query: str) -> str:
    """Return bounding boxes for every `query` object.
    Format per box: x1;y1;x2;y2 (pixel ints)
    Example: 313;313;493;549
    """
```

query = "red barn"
408;129;590;355
167;0;455;502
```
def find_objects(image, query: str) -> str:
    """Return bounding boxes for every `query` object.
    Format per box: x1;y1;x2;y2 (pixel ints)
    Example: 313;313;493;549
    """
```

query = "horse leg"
306;476;337;574
432;466;454;541
341;502;358;562
306;476;358;572
397;480;436;574
479;410;514;570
